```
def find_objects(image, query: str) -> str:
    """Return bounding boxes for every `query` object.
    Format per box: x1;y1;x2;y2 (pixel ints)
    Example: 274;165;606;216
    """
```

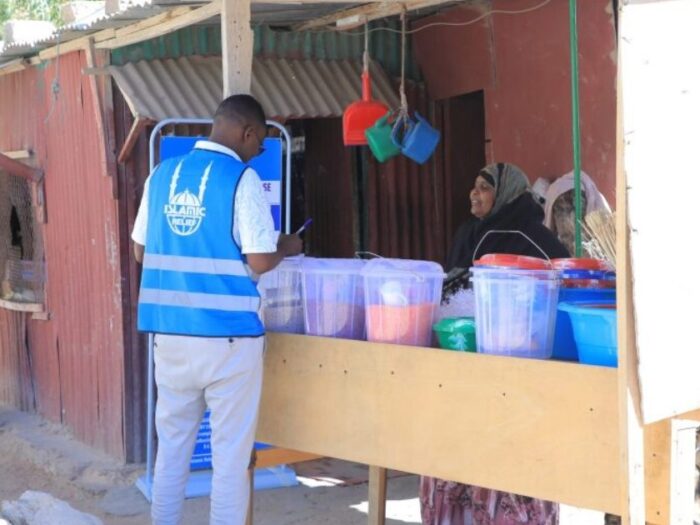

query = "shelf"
257;334;620;514
0;298;44;313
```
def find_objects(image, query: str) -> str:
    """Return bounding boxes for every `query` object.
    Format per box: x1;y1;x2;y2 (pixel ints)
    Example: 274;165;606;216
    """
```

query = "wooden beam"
110;5;193;40
616;10;646;522
85;38;111;181
38;28;115;61
221;0;253;96
1;150;31;160
294;0;455;31
0;299;44;313
0;58;29;77
118;117;151;164
97;1;221;50
0;153;43;182
368;466;387;525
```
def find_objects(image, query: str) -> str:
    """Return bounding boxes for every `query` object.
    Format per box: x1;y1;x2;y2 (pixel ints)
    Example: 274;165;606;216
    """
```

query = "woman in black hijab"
421;163;567;525
443;163;569;300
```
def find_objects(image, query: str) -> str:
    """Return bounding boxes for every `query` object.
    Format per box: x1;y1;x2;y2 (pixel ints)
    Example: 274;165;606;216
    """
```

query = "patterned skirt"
420;477;559;525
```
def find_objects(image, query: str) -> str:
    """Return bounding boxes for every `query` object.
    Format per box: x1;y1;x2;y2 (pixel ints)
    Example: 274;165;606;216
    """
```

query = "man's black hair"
214;94;266;128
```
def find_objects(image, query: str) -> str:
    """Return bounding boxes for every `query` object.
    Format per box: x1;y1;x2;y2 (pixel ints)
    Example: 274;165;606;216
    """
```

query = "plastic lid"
361;258;445;279
301;257;366;273
560;269;615;280
552;258;611;271
474;253;551;270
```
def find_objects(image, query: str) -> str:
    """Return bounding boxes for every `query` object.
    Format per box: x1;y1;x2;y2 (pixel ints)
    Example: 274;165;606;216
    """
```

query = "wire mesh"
0;170;45;303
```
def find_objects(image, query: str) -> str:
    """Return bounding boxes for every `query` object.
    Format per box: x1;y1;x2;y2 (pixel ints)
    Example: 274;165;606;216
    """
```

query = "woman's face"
470;175;496;218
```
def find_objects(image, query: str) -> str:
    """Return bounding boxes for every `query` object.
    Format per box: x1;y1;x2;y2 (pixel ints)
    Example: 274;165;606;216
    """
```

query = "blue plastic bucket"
558;301;617;367
552;288;616;360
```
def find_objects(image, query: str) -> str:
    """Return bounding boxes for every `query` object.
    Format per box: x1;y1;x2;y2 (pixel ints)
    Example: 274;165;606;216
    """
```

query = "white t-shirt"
131;140;278;254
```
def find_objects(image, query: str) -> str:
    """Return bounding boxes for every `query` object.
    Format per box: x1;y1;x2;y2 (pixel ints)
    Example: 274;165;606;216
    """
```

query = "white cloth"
151;334;264;525
542;170;610;229
131;140;278;254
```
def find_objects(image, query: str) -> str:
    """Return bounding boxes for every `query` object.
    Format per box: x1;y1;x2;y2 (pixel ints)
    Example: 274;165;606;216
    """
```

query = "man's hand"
247;233;303;274
277;234;303;257
134;242;144;264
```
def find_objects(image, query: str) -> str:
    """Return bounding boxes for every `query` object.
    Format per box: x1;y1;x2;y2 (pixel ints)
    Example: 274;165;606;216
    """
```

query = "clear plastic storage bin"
301;258;366;340
362;258;444;347
471;255;560;359
257;256;304;334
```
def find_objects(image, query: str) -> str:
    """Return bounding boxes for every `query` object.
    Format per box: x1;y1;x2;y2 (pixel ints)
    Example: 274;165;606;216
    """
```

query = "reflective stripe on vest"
143;253;252;277
139;288;260;312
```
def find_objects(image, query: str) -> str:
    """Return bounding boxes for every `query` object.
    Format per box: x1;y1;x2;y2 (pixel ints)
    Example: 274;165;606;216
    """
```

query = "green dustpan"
365;113;401;162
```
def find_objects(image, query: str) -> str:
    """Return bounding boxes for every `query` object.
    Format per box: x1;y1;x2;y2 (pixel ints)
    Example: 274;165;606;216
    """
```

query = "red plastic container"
343;72;389;146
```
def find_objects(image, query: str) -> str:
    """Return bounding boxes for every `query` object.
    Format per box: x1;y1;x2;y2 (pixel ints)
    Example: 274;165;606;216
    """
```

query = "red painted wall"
413;0;617;202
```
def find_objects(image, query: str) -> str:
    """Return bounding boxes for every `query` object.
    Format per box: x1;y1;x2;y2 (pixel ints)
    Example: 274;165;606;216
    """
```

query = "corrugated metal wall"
111;23;422;80
0;52;127;459
343;84;486;265
302;118;357;258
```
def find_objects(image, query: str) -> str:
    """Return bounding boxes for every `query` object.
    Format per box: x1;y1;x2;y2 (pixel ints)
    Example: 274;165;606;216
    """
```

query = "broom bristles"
581;210;616;267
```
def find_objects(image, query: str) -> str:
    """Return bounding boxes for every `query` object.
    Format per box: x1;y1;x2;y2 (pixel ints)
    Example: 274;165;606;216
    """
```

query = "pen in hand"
295;218;312;235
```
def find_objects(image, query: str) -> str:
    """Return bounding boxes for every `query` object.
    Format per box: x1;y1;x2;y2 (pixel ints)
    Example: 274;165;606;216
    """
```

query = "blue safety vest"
137;148;264;337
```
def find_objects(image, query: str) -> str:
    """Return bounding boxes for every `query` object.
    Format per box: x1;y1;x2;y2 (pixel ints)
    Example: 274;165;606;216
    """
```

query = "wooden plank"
0;59;29;77
294;0;454;31
368;466;387;525
117;117;151;164
1;150;31;160
221;0;253;96
0;153;42;182
258;334;621;514
615;7;646;522
620;0;700;423
109;5;193;39
84;38;110;183
38;28;116;62
97;2;221;50
255;448;321;469
668;418;699;523
0;299;44;313
644;411;700;524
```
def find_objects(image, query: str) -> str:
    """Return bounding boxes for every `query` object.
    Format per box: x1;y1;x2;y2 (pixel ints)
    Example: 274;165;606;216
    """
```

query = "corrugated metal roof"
0;1;357;64
109;55;401;120
111;23;423;81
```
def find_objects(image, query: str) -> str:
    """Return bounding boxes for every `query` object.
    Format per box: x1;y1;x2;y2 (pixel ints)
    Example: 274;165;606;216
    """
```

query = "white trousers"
151;334;264;525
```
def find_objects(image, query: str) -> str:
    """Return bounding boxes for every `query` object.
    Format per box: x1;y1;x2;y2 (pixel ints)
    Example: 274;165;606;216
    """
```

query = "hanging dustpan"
343;24;389;146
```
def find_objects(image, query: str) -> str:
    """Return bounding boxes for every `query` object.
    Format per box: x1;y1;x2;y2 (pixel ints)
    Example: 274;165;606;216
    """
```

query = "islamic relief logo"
163;161;212;236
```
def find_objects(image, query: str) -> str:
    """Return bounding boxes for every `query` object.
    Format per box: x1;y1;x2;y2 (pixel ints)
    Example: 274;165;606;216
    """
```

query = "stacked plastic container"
362;258;444;347
552;258;616;362
301;258;366;340
257;256;305;334
471;254;560;359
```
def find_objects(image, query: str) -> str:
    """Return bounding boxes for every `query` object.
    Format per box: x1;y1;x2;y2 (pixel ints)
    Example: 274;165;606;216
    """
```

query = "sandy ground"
0;406;609;524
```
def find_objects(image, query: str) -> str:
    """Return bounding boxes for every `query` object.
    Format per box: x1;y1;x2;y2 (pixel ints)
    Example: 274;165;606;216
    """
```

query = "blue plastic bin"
558;301;617;367
552;288;616;360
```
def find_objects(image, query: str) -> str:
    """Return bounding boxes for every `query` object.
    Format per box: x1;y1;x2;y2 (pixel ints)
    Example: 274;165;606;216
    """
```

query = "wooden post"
615;8;646;522
368;466;387;525
221;0;253;97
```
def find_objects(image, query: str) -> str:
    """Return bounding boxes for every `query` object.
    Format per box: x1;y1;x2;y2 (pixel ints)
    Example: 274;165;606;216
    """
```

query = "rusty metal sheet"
0;51;127;459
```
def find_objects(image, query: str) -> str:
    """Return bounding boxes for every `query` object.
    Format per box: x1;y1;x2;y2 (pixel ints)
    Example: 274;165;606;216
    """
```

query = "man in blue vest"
132;94;302;525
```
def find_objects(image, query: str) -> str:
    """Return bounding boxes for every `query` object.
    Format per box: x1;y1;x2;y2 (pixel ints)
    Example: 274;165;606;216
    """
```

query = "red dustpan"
343;26;388;146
